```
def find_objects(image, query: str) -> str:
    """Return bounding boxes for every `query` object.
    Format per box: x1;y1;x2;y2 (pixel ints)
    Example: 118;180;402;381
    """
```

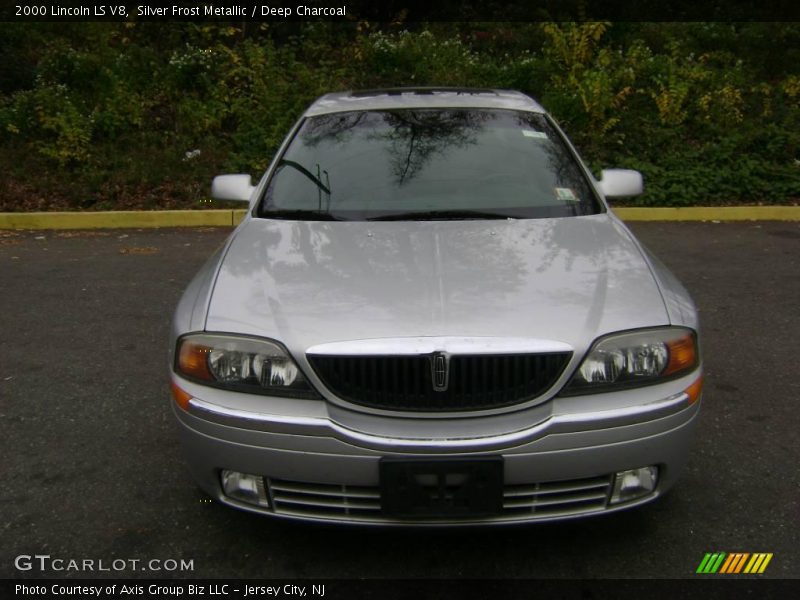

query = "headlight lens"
563;327;698;394
175;333;318;398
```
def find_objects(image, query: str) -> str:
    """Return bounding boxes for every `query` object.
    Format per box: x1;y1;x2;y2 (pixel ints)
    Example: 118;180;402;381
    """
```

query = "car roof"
304;88;545;116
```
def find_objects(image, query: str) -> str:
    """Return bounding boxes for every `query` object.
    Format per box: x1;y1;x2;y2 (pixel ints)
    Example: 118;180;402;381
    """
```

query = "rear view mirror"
211;174;255;202
598;169;644;198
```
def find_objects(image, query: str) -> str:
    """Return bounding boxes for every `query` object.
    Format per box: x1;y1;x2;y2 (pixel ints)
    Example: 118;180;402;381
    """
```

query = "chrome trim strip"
186;391;690;452
306;336;573;356
218;491;660;526
189;399;326;429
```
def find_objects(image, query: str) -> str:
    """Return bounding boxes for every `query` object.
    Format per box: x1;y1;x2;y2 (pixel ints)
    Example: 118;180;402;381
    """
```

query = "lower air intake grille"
501;475;613;518
267;475;613;523
269;479;381;519
307;352;571;412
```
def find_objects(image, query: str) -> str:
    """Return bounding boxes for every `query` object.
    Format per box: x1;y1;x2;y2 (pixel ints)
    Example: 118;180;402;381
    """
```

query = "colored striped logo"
696;552;773;574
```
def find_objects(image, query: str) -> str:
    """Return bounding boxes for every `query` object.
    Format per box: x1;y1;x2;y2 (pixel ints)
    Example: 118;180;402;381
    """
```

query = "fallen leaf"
56;231;112;238
119;246;159;255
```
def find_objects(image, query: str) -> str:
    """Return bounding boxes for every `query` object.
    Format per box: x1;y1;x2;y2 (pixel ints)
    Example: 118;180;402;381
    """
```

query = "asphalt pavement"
1;222;798;579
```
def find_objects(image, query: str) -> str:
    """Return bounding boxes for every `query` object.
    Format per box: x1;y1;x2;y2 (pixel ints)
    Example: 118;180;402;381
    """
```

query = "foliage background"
1;21;798;211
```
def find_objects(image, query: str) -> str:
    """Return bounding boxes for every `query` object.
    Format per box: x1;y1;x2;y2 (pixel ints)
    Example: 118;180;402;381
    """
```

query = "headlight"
174;333;318;398
562;327;698;395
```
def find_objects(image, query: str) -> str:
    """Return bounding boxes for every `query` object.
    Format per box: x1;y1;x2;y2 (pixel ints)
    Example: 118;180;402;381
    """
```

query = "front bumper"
172;372;702;525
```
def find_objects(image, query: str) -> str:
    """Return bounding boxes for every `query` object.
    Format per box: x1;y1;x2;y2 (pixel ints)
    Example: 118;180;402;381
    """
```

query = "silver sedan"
170;88;702;525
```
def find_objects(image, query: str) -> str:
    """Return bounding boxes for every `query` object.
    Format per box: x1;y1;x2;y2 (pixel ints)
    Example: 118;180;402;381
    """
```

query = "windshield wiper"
368;209;517;221
278;160;331;195
261;209;347;221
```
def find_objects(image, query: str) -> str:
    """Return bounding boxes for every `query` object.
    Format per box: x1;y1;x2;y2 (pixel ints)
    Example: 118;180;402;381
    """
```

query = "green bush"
0;21;798;211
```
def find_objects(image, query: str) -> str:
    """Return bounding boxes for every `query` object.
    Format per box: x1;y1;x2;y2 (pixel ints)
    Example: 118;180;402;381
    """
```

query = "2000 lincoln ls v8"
169;88;702;525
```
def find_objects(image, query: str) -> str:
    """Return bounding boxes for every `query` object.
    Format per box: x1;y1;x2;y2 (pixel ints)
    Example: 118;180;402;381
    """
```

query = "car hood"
205;214;668;357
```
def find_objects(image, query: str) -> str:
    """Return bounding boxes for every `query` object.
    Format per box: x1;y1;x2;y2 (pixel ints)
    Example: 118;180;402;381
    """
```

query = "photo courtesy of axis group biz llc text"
15;583;327;597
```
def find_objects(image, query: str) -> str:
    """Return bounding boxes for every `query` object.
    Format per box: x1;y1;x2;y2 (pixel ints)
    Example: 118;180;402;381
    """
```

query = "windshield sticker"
522;130;548;139
555;187;579;202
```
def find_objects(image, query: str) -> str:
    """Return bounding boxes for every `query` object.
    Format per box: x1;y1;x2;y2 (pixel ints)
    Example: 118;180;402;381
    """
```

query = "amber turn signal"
178;341;214;381
171;381;193;411
664;334;697;376
684;373;704;405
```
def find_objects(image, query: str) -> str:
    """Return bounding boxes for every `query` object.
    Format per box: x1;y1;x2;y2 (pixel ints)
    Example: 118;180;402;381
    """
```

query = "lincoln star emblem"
431;352;449;392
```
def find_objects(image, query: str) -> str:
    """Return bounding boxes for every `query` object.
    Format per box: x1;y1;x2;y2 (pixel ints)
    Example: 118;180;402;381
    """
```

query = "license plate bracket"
380;457;503;518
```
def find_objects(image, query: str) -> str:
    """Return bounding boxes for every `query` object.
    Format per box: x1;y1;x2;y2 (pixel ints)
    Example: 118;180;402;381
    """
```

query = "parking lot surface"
1;221;798;579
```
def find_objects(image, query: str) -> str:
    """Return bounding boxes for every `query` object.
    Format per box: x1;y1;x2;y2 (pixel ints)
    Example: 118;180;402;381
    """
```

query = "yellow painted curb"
0;210;237;230
0;206;798;229
613;206;800;221
232;209;248;225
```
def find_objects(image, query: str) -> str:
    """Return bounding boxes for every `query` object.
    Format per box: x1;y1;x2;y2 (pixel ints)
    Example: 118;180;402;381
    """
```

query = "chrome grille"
502;475;612;517
269;479;382;519
307;352;571;411
267;474;612;523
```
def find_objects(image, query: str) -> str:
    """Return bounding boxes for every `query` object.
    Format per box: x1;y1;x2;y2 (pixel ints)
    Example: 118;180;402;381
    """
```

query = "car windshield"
257;108;601;221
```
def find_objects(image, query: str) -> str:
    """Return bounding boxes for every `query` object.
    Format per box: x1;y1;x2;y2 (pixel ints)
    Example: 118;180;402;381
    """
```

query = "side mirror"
598;169;643;198
211;174;255;202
